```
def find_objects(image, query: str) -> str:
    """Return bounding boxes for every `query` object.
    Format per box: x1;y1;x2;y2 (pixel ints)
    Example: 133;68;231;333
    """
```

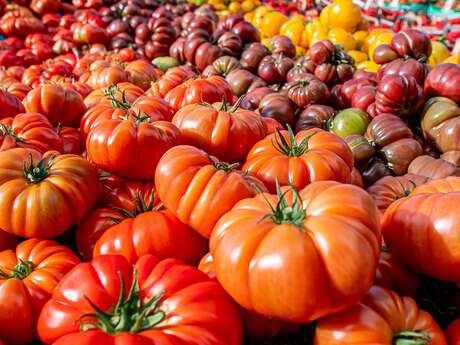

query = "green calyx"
23;154;55;184
210;156;239;173
79;272;166;335
272;125;318;157
393;330;431;345
0;259;35;280
262;180;306;230
104;85;131;110
111;192;158;223
217;96;244;113
0;124;23;143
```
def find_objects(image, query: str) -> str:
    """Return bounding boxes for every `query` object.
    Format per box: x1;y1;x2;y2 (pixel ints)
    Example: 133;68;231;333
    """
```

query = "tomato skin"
57;127;84;155
23;84;87;127
314;286;446;345
147;65;197;99
87;120;180;180
0;113;63;153
37;255;242;345
93;209;207;265
0;238;80;345
382;177;460;281
210;181;381;323
0;148;98;238
155;145;266;238
164;76;233;112
172;102;267;162
446;318;460;345
243;128;353;193
0;89;25;119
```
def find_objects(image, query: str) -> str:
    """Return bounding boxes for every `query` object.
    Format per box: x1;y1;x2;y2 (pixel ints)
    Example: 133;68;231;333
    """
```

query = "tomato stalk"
104;85;131;110
0;259;35;280
218;96;244;113
272;125;318;157
262;181;306;229
23;154;55;184
0;124;23;143
110;192;160;223
393;330;431;345
209;156;239;173
79;272;166;334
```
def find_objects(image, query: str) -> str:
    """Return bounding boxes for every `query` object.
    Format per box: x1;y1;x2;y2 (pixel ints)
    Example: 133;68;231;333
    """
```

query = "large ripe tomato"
172;101;267;162
243;127;353;193
93;206;207;265
0;89;25;119
210;181;381;322
314;286;446;344
367;174;428;212
37;255;242;345
0;238;80;345
0;113;62;153
23;84;86;127
0;148;98;238
446;318;460;345
382;176;460;281
199;253;301;340
56;126;84;155
124;59;159;90
164;75;233;112
408;155;460;180
87;117;180;180
155;145;266;238
80;63;130;89
0;78;31;100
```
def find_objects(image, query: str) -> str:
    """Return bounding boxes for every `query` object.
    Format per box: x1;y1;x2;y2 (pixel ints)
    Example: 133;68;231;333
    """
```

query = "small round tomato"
328;108;370;138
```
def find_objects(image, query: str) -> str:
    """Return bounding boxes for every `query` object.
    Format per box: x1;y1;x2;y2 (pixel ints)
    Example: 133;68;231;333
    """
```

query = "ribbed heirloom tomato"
0;113;62;153
93;194;207;265
37;255;242;345
172;101;267;162
0;239;80;345
23;83;87;127
155;145;266;238
243;127;353;192
314;286;447;344
210;181;381;322
382;176;460;281
0;148;98;238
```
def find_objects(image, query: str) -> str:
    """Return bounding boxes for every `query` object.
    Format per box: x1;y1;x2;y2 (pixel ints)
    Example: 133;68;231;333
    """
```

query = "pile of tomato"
0;0;459;344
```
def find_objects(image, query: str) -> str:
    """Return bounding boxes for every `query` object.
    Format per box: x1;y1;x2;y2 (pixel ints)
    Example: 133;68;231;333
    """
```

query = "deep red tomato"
56;126;84;155
382;176;460;281
446;318;460;345
0;238;80;345
37;255;242;345
315;286;446;344
243;127;354;193
164;75;233;112
424;63;460;103
0;113;62;153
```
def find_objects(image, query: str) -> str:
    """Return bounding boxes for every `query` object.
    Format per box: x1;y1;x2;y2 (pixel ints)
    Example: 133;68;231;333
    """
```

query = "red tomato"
446;318;460;345
0;239;80;345
315;286;446;344
0;89;25;118
37;255;242;345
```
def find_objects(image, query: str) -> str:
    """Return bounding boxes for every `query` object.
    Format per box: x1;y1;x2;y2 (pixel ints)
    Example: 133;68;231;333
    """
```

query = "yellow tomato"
303;19;327;48
241;0;255;12
280;19;305;46
218;10;231;18
296;46;307;57
261;38;271;48
353;30;367;50
348;50;368;63
244;11;254;22
228;1;242;13
428;41;450;66
260;11;288;38
357;60;380;72
364;28;393;54
252;6;272;28
328;28;357;51
369;32;394;63
320;0;362;32
444;55;460;64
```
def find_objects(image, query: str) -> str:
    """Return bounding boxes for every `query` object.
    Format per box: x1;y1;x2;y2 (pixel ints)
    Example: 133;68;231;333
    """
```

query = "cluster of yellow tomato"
202;0;262;17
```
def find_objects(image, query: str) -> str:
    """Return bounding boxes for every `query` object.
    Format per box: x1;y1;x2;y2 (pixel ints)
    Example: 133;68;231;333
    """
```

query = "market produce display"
0;0;458;344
